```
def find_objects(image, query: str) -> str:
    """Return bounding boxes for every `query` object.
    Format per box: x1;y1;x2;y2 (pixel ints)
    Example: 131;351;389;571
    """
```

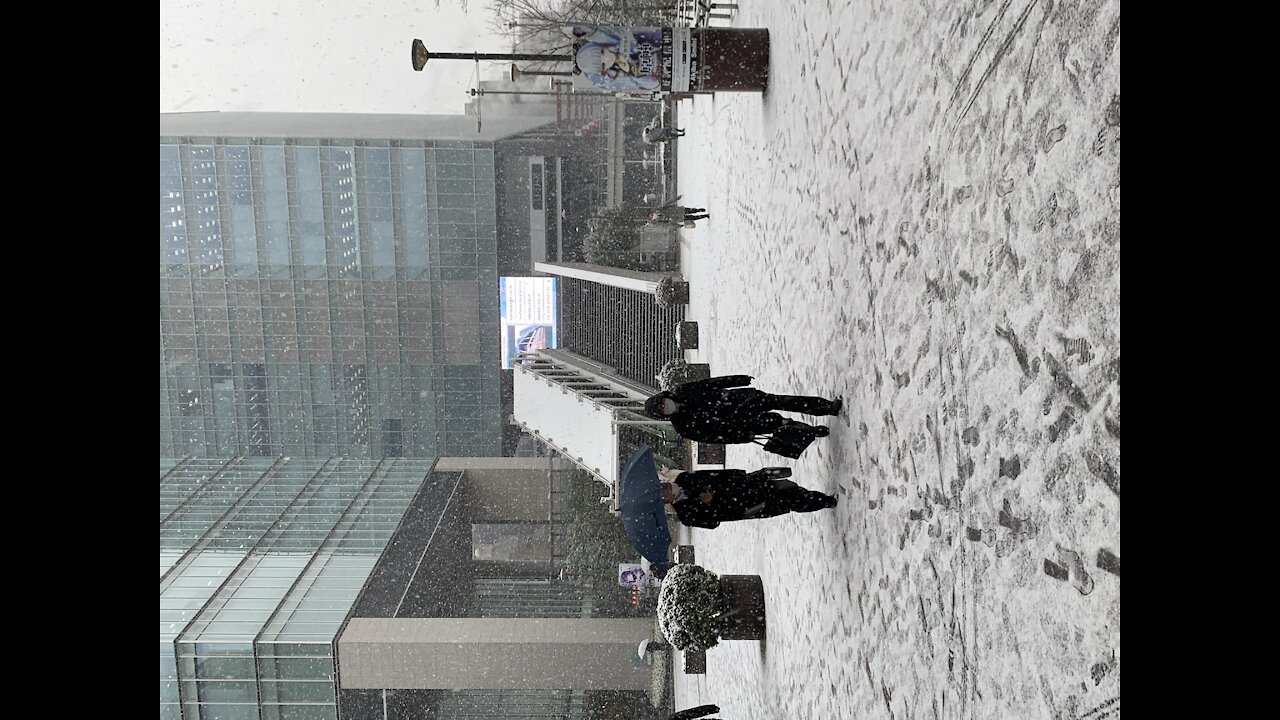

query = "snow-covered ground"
671;1;1120;718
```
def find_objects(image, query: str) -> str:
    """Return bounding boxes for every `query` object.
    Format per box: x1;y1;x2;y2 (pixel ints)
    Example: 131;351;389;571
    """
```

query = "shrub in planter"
657;564;724;652
654;276;690;308
656;360;712;391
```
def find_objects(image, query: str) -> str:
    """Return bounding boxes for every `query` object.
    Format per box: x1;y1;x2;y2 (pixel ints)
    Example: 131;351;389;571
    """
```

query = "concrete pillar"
434;457;553;523
338;617;654;690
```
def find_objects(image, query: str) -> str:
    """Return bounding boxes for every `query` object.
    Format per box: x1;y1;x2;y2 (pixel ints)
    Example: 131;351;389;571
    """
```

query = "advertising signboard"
573;26;692;94
499;276;558;369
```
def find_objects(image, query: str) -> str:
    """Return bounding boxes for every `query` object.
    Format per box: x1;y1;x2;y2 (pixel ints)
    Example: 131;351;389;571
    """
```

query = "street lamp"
468;87;613;98
411;39;573;71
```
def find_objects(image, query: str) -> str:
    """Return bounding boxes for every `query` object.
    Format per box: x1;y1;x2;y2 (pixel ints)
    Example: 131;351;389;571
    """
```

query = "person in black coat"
660;467;837;529
643;375;842;446
667;704;721;720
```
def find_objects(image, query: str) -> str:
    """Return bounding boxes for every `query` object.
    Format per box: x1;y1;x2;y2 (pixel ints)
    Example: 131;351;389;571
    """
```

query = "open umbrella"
618;445;672;574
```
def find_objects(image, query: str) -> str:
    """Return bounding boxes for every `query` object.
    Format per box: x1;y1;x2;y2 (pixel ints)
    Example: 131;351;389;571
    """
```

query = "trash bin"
693;28;770;92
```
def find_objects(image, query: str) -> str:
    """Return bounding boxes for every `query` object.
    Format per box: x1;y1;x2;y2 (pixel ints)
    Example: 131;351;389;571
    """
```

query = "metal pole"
469;88;613;98
412;39;572;71
513;64;574;81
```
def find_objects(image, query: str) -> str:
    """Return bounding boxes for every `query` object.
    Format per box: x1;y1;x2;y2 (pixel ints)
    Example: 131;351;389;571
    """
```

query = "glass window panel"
437;194;476;210
437;222;472;240
277;703;337;720
436;148;473;164
438;178;474;194
263;681;335;703
364;206;394;222
440;266;476;281
438;162;473;179
439;253;477;267
196;655;256;679
257;643;333;658
302;233;326;267
258;657;335;681
197;680;257;703
195;703;259;720
369;223;395;266
439;208;476;224
261;147;287;175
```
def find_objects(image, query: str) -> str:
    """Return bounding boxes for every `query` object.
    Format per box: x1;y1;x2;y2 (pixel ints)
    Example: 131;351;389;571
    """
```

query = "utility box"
693;28;770;93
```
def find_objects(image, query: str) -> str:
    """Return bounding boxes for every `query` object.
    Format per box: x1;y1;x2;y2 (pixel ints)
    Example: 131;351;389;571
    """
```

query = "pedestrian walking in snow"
644;194;708;223
667;705;722;720
643;375;842;454
643;116;686;143
658;466;837;529
649;208;709;225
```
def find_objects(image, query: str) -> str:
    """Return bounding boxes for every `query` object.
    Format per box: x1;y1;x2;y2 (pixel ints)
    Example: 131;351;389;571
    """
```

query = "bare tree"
489;0;681;60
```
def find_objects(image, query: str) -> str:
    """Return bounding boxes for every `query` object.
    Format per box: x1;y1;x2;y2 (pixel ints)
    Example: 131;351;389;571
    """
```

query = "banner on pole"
573;26;692;94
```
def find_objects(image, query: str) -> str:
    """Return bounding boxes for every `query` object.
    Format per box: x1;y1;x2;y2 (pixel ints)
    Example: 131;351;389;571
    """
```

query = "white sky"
160;0;510;115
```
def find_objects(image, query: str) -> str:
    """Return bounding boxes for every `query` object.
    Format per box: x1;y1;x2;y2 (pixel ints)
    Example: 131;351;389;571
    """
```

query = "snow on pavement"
672;1;1120;718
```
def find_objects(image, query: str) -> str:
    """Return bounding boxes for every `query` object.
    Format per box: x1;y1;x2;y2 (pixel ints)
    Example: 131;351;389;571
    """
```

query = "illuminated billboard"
500;276;558;369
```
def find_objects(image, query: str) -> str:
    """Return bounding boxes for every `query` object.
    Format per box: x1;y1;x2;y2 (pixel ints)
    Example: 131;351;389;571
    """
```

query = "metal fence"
561;278;685;389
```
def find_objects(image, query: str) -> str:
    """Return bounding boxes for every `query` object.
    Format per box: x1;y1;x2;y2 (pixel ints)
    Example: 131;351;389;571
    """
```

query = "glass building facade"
160;456;440;720
160;129;502;460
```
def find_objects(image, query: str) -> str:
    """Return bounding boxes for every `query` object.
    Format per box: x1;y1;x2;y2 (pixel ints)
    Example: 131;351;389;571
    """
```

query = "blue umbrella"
618;445;672;574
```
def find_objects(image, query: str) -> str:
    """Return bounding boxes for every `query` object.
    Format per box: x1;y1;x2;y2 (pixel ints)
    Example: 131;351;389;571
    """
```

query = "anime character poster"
574;26;670;93
617;562;661;588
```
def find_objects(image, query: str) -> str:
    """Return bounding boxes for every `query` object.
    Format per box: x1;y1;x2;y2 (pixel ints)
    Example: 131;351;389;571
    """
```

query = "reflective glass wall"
160;456;432;720
160;135;501;461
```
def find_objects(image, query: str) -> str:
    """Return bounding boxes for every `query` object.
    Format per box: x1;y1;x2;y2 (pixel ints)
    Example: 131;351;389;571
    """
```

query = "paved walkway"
670;1;1120;718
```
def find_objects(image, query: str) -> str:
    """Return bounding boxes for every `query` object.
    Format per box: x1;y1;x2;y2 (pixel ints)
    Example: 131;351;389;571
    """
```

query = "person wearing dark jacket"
660;467;837;529
643;375;842;446
667;704;721;720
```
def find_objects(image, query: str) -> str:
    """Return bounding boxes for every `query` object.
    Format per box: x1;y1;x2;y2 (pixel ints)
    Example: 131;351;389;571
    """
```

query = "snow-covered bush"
656;359;709;390
654;276;690;308
657;564;724;652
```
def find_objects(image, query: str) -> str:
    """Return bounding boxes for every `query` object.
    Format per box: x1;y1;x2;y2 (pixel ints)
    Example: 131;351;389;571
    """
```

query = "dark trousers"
668;704;721;720
765;477;836;513
745;393;838;434
762;393;839;415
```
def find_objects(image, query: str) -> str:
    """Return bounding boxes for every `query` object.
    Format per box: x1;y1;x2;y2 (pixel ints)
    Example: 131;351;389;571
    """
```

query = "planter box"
693;28;770;92
677;321;700;349
696;443;726;465
655;278;690;307
718;575;766;640
682;649;707;674
657;360;711;391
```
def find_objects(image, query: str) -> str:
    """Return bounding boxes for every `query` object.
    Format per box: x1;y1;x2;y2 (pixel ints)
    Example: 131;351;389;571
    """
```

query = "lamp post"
412;39;572;71
468;88;613;98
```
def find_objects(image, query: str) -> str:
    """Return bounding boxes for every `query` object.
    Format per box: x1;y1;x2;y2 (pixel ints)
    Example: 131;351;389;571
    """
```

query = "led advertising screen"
500;277;558;369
